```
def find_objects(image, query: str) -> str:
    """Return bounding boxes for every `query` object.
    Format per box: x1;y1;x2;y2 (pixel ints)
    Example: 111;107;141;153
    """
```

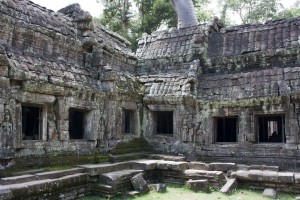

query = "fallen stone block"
209;162;236;172
149;183;167;193
131;173;150;194
263;188;276;198
220;178;237;194
186;179;209;192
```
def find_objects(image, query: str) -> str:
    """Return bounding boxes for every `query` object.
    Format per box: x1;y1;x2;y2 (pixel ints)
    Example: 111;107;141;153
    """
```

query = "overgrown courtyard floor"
81;185;297;200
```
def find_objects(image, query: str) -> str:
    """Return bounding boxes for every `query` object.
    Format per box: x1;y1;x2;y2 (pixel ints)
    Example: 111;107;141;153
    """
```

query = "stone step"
0;174;36;185
0;173;89;200
109;152;148;163
184;169;226;187
78;162;131;176
99;169;143;186
149;154;186;161
131;159;159;170
35;167;85;180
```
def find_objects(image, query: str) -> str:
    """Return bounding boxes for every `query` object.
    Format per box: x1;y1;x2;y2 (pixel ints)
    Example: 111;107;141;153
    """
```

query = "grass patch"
81;185;296;200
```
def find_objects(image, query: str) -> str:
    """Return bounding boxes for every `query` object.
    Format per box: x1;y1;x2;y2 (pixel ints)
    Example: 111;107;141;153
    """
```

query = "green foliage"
275;0;300;19
219;0;284;24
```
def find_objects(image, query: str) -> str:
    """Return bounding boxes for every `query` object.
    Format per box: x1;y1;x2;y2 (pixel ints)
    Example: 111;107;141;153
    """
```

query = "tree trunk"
171;0;198;28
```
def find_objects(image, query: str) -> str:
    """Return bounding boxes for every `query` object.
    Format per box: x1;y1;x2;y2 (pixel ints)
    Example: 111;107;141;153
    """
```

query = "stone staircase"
1;155;300;199
0;169;89;200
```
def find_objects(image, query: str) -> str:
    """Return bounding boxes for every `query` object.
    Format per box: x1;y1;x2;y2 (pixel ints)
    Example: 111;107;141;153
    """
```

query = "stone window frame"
16;93;56;146
21;103;47;141
21;104;46;141
148;105;177;137
122;108;136;135
67;107;94;141
213;115;239;144
56;97;98;141
254;113;286;144
118;102;139;138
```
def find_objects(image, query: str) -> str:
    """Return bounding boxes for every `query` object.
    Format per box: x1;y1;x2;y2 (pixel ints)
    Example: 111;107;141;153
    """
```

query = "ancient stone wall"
0;0;141;171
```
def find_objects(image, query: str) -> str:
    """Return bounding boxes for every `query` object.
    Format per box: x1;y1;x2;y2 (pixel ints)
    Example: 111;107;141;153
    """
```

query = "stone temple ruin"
1;0;300;199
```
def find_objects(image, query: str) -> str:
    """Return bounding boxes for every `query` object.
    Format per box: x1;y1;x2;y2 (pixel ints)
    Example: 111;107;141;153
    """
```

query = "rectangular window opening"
123;109;134;134
257;115;285;143
215;117;238;143
69;109;86;139
22;106;43;140
155;111;173;135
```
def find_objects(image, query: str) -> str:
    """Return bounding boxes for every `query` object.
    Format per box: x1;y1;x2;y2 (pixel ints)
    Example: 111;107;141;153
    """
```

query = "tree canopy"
96;0;300;51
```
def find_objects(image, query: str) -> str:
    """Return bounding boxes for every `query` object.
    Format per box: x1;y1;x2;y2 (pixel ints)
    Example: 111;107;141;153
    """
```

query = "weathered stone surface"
186;179;209;192
131;160;159;171
263;188;277;198
157;161;189;171
278;172;294;183
130;173;150;194
189;162;209;171
209;162;237;172
149;183;167;193
220;178;237;194
0;175;36;185
78;162;131;176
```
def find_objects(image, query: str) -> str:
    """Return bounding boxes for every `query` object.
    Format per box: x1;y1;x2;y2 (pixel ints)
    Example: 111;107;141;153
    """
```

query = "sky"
30;0;104;17
30;0;297;19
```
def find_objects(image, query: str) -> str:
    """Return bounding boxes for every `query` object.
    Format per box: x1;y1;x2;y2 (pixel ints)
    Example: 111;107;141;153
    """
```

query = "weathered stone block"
186;179;209;192
0;175;36;185
189;162;209;170
278;172;294;183
262;171;278;182
157;161;189;171
263;188;276;198
220;178;237;194
209;162;236;172
294;173;300;184
131;173;150;194
248;170;263;181
131;160;158;171
235;170;250;181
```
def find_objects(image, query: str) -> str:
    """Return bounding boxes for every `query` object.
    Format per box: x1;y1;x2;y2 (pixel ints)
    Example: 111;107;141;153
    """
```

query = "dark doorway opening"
22;106;42;140
69;109;85;139
215;117;237;142
257;115;285;143
155;111;173;135
123;109;134;134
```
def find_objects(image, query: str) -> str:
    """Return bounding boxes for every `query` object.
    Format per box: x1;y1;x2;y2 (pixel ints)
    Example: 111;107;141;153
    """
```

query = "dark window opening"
156;111;173;135
215;117;238;142
22;106;42;140
123;109;134;134
69;109;86;139
257;115;285;143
